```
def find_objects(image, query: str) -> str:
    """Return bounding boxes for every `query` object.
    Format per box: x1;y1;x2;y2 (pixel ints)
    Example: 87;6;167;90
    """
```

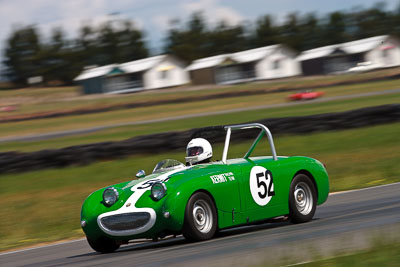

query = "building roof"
186;45;280;71
185;54;229;71
119;55;166;73
74;55;168;81
232;45;279;63
74;64;118;81
297;35;388;61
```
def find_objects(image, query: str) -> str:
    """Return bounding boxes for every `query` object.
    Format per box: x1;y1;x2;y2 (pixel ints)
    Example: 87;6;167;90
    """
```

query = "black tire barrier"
0;104;399;174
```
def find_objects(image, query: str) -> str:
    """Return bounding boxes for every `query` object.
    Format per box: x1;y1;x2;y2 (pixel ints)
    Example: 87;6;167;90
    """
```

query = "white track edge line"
329;182;400;195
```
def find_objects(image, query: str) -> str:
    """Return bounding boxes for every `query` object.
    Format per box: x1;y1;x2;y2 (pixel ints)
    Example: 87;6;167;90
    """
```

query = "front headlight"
151;182;167;201
103;187;119;207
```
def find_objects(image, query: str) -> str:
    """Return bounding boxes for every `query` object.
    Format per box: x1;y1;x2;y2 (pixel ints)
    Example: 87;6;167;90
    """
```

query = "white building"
74;55;190;94
186;45;301;85
297;35;400;75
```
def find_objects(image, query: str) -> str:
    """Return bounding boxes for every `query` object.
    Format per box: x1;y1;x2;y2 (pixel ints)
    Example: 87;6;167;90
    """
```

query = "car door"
236;157;288;222
201;162;245;227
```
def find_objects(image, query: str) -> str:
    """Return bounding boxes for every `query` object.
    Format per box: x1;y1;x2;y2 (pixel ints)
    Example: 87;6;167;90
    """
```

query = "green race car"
80;123;329;253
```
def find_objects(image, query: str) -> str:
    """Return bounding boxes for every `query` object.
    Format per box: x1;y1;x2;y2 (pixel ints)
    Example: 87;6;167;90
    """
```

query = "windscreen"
152;159;185;174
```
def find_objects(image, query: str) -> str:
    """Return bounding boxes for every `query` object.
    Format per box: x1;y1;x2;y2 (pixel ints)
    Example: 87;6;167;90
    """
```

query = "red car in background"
289;90;324;101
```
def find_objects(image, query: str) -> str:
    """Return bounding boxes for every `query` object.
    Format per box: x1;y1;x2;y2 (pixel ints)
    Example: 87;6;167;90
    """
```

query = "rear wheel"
289;174;317;223
87;236;120;253
182;192;217;241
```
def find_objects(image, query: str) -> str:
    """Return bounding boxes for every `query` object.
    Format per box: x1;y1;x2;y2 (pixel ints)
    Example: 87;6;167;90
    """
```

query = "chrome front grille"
100;212;151;231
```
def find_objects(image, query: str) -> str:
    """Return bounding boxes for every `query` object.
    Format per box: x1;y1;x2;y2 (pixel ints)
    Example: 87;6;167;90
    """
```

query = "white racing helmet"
185;138;213;165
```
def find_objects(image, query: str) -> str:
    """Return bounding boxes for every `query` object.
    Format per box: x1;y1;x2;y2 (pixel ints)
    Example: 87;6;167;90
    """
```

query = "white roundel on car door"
249;166;275;206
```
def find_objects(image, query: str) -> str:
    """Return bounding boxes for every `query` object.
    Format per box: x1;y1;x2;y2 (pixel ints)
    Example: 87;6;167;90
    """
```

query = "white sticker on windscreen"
249;166;275;206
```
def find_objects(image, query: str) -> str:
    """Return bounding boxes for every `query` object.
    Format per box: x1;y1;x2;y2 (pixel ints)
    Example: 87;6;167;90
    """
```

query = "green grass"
257;225;400;266
293;240;400;267
1;88;400;152
1;72;400;252
1;122;399;251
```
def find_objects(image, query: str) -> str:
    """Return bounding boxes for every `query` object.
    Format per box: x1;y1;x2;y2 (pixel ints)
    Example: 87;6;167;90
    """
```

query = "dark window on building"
160;70;169;79
273;60;280;70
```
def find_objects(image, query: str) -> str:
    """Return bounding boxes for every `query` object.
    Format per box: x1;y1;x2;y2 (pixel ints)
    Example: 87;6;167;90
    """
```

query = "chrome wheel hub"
294;182;313;215
192;199;213;233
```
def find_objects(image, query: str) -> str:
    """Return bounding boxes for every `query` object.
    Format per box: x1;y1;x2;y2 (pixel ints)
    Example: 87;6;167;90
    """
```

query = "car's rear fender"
291;161;329;205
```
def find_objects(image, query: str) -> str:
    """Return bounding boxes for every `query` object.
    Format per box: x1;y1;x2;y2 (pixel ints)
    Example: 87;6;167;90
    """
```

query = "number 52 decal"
249;166;275;206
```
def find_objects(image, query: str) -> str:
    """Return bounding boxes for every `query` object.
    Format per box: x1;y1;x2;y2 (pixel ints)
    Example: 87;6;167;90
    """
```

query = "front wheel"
289;174;317;224
87;236;120;253
182;192;217;241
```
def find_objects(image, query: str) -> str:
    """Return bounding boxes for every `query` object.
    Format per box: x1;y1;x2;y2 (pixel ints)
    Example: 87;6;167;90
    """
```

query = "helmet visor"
187;146;203;157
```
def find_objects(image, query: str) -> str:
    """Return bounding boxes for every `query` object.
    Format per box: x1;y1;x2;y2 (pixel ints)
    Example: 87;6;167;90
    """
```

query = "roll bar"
222;123;277;164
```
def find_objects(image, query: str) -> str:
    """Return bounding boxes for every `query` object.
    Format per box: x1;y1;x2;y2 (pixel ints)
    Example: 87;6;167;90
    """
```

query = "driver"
185;138;213;166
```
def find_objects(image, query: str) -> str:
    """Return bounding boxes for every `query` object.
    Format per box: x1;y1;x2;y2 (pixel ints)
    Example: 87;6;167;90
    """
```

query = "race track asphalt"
1;183;400;267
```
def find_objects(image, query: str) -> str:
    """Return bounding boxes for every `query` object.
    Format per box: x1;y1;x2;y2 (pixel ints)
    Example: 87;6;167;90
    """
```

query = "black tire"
182;192;217;241
289;174;317;224
87;236;120;253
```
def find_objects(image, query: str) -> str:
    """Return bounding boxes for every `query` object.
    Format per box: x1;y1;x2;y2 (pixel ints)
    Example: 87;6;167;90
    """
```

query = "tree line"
2;2;400;86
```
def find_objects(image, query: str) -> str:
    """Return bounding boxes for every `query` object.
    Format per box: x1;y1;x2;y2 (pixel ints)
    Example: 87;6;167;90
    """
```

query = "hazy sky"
1;0;399;54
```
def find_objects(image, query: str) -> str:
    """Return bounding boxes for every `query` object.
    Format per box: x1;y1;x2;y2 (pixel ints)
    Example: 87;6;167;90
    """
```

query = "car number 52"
249;166;275;206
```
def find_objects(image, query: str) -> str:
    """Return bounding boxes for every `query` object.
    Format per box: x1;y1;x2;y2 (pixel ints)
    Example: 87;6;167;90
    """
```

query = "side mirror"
136;170;146;179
